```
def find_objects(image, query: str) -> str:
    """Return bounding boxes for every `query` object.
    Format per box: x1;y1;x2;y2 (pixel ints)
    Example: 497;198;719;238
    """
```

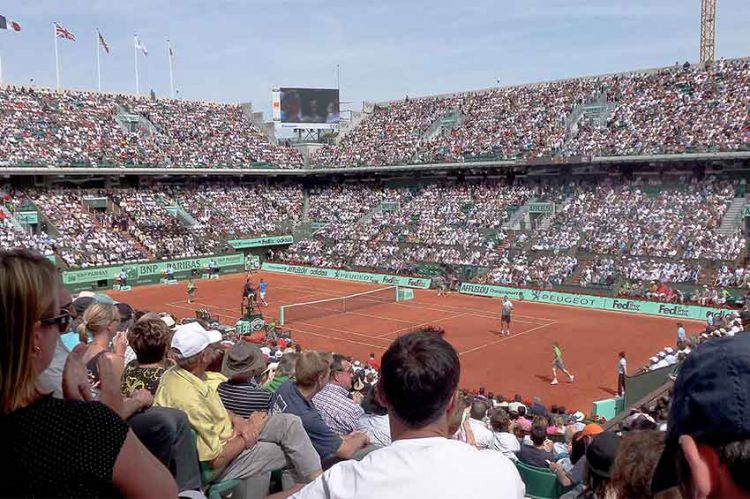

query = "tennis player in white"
500;296;513;336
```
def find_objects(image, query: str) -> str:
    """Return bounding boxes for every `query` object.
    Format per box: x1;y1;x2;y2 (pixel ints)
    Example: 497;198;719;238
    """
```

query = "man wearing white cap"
154;322;322;489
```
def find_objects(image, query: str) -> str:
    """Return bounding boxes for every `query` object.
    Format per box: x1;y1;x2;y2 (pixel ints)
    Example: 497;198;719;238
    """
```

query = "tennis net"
279;286;399;325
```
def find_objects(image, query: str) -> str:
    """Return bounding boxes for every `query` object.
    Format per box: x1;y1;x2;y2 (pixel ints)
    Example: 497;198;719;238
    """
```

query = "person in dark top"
518;423;556;468
121;318;171;397
0;249;177;497
217;341;272;418
270;350;369;462
241;278;256;314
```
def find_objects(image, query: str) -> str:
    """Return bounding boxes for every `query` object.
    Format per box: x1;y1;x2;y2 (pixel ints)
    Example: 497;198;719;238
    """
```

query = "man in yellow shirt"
154;322;321;489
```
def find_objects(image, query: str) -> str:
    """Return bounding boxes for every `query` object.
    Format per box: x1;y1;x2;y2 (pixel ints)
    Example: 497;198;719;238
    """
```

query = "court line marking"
268;281;558;324
269;281;560;322
387;300;554;325
458;322;555;356
165;302;239;322
375;312;469;339
268;287;551;326
286;322;392;350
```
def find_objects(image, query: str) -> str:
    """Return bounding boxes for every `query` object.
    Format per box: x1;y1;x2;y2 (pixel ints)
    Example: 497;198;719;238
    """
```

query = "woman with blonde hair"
79;301;126;386
0;249;177;497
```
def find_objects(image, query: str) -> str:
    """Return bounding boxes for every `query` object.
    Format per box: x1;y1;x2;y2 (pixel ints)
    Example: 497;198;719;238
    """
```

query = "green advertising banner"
262;262;432;289
15;211;39;225
62;266;118;285
459;283;732;322
528;202;554;214
228;235;294;249
743;205;750;218
63;253;245;285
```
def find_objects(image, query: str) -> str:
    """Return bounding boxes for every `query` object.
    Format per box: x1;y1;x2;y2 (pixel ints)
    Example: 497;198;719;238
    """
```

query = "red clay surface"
110;272;703;412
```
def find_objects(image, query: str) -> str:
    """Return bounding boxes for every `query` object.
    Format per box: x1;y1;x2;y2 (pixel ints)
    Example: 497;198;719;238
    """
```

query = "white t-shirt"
618;357;627;374
356;414;392;447
501;301;513;316
291;437;525;499
491;431;521;461
468;418;494;450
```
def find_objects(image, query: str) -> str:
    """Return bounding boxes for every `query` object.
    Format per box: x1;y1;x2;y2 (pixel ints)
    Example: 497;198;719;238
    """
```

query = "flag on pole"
134;36;148;56
0;15;21;31
98;31;110;53
55;22;75;41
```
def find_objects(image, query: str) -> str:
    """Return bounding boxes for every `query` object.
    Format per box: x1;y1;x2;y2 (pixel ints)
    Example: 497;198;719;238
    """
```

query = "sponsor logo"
250;318;265;331
309;268;329;277
611;299;641;312
533;291;598;306
657;304;691;318
407;278;427;288
462;283;492;295
382;276;398;285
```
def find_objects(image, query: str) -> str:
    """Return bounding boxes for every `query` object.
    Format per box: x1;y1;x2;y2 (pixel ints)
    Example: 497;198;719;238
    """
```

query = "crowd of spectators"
543;178;743;260
7;247;750;498
310;59;749;168
29;189;148;267
312;97;451;168
713;264;750;288
111;189;225;259
167;184;303;239
579;258;616;287
0;60;747;171
569;59;750;157
481;255;579;288
0;86;302;169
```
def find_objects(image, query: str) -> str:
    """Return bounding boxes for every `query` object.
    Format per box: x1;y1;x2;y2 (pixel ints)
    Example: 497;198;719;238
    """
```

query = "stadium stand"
0;87;303;169
310;59;749;168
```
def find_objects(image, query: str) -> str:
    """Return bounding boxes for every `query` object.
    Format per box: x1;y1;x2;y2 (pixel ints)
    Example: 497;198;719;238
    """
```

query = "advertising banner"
262;263;431;289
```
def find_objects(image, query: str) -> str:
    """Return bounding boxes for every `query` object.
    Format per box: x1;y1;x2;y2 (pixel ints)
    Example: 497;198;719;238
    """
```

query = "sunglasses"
40;312;74;334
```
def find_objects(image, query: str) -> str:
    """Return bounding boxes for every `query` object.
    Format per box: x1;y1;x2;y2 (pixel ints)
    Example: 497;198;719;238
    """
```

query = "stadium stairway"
301;191;310;222
422;109;463;142
717;196;746;236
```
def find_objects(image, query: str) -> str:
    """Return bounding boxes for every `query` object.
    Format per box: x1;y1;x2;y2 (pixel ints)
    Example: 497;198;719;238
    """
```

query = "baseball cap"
652;333;750;493
171;322;211;358
206;329;223;344
575;423;604;441
586;432;621;479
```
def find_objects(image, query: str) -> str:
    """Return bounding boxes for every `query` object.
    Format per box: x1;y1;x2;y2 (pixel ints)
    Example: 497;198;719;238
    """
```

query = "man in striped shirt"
217;342;272;418
312;354;364;435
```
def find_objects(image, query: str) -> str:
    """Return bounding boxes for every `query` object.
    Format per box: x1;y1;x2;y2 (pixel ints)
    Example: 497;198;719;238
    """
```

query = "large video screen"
278;88;339;128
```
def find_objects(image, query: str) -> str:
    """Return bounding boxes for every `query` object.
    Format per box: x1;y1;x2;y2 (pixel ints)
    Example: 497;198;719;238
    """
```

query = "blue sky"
0;0;748;119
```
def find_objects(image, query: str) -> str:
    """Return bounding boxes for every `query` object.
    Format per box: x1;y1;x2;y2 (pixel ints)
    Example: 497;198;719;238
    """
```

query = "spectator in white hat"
154;322;322;490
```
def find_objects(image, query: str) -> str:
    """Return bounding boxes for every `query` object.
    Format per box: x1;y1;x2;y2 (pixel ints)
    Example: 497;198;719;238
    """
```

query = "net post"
395;285;401;302
280;306;285;325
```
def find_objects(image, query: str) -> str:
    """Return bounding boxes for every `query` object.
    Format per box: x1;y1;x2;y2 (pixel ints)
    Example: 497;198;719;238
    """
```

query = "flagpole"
133;34;140;95
167;40;175;99
54;23;61;90
96;30;102;92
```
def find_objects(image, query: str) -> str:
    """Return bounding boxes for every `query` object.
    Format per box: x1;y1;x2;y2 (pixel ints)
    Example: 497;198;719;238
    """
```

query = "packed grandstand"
2;55;750;499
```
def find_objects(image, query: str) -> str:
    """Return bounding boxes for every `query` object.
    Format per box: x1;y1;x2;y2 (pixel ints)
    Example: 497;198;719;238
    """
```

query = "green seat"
515;461;570;499
190;430;241;499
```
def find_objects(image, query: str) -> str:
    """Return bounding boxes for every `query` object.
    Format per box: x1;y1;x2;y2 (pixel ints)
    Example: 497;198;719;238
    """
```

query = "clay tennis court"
111;271;700;411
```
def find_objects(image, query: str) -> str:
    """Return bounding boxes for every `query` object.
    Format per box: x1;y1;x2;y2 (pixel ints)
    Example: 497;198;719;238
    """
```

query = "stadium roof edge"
375;56;750;106
1;151;749;177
